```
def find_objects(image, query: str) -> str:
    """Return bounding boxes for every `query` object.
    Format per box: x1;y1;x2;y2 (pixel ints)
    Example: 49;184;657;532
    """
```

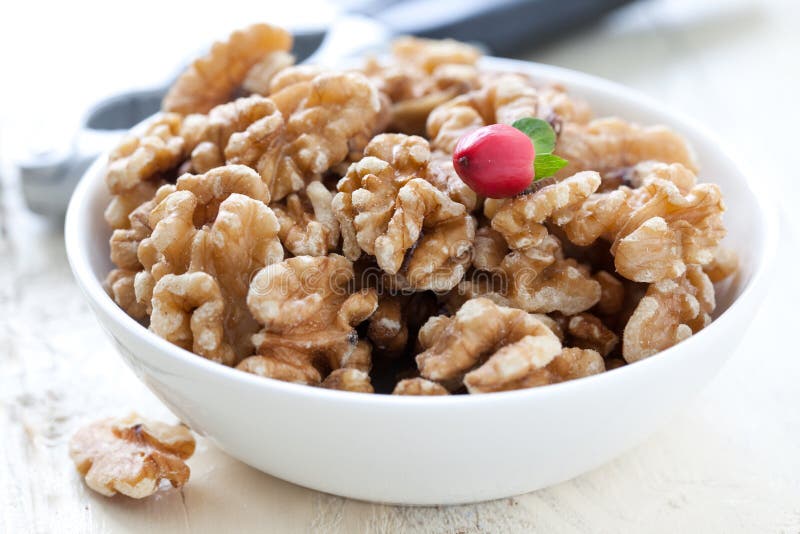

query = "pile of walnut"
104;23;737;396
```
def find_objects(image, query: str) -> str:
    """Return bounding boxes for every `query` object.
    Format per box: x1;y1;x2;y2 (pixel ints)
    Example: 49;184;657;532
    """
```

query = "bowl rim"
64;56;779;407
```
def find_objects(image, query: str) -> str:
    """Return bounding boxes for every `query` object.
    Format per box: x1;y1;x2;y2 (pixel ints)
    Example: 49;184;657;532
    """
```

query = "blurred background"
0;0;797;226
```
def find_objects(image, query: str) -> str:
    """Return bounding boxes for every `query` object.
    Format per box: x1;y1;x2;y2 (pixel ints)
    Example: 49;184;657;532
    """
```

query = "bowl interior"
67;56;776;386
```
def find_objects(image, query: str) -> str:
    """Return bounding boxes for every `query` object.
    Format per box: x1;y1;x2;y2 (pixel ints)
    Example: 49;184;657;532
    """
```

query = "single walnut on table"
69;414;195;499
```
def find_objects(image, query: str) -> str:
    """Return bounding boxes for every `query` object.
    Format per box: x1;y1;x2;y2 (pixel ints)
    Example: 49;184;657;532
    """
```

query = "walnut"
375;179;475;291
704;246;738;282
104;180;161;230
242;50;295;95
340;339;373;373
69;414;195;498
556;163;726;282
333;134;431;260
137;189;197;281
443;276;511;314
536;84;592;125
567;313;619;356
465;346;604;394
181;95;284;177
393;377;449;395
273;181;339;256
593;270;625;316
472;226;508;273
333;135;475;290
227;71;382;202
163;23;292;114
555;118;698;177
138;165;273;285
236;353;321;385
105;113;184;195
188;193;283;357
427;74;538;153
623;265;715;362
481;173;602;314
367;295;409;358
150;272;236;365
283;72;381;181
364;37;481;135
552;347;606;378
246;255;378;379
416;298;561;388
392;36;481;73
104;269;147;321
507;257;602;315
490;171;601;249
427;150;479;210
268;65;326;116
109;184;175;271
321;369;374;393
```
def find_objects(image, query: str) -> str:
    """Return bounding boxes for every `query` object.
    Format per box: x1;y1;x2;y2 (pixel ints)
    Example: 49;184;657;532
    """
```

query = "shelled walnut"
69;414;195;498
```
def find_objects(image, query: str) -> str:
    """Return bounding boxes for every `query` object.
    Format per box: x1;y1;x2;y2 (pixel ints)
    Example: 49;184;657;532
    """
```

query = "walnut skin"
69;414;195;498
163;23;292;114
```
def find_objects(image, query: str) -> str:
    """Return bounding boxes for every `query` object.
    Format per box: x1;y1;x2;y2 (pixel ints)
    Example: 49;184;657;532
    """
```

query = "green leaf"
534;153;569;180
512;117;556;155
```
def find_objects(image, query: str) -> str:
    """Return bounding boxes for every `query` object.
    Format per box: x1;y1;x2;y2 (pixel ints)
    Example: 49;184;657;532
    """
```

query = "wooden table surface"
2;0;799;532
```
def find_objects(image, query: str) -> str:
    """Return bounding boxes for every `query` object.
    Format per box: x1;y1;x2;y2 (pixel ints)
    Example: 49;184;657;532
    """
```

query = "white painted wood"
1;0;799;531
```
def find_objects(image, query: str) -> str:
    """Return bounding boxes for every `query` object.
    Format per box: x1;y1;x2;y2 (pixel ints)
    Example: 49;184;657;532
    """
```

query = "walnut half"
69;414;195;498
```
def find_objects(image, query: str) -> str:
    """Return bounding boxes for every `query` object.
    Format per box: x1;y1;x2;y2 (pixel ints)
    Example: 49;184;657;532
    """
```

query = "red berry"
452;124;536;198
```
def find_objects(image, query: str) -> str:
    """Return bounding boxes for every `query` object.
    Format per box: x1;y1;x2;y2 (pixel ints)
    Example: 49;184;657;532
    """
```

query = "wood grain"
2;0;799;532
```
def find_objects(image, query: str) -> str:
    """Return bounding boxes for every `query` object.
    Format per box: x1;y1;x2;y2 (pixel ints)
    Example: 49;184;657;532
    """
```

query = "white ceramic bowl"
65;57;777;505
